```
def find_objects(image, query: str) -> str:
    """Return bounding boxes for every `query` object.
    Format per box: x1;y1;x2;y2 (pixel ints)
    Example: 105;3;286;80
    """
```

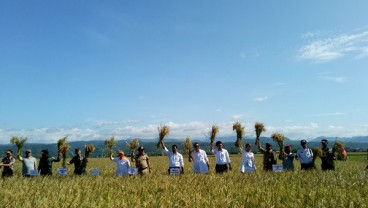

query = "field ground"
0;153;367;207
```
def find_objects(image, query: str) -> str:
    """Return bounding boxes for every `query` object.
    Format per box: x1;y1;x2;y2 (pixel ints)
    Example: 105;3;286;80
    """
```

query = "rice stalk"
233;122;245;152
85;144;95;157
312;147;323;165
209;125;219;149
332;141;344;153
254;122;266;145
271;132;284;151
183;137;193;155
157;125;170;148
10;136;28;157
126;138;139;161
57;137;70;168
104;137;116;156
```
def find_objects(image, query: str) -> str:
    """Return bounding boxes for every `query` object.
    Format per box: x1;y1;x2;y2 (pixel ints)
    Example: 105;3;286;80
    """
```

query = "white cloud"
274;82;286;86
321;76;347;83
313;112;346;117
215;108;222;112
298;30;368;62
253;96;268;102
232;114;244;119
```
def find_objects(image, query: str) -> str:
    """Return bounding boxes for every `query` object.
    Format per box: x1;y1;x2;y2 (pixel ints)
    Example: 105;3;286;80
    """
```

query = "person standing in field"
209;141;232;173
241;143;256;173
278;145;295;171
135;146;151;175
38;149;60;176
67;148;88;175
0;150;16;177
321;139;335;171
296;140;314;170
257;142;276;171
189;143;210;174
110;150;131;176
160;141;184;174
18;149;37;177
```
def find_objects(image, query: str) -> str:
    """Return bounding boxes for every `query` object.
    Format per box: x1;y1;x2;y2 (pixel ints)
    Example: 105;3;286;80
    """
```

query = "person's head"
245;143;251;152
6;149;12;157
25;149;32;157
215;141;223;150
321;139;328;148
172;144;178;153
300;139;307;148
137;146;145;155
284;145;292;154
41;150;49;157
265;143;272;151
118;151;125;158
75;148;81;156
193;143;200;152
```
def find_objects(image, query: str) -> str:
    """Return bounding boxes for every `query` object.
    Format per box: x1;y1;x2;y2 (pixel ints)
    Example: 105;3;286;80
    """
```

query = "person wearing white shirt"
241;143;256;173
160;141;184;174
296;140;314;170
189;143;210;174
210;141;232;173
18;149;37;177
110;151;131;176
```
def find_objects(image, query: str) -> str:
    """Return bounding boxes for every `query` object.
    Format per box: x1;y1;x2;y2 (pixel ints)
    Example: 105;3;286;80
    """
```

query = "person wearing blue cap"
296;140;314;170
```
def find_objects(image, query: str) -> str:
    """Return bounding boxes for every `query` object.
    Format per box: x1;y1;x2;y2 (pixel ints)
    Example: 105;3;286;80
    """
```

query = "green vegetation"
0;154;366;207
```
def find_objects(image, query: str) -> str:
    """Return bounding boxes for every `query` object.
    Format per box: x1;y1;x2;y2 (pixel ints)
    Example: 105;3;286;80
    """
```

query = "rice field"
0;153;367;208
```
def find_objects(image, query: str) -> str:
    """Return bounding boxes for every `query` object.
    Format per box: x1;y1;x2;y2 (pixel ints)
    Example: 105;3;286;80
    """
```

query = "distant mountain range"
0;136;367;157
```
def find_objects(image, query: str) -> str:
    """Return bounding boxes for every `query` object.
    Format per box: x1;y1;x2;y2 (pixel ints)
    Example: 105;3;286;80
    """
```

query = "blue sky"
1;1;368;143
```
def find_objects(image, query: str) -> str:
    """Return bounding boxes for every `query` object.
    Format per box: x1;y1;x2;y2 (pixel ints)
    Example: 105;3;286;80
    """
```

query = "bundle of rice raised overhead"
183;137;193;155
104;137;116;156
209;125;219;148
85;144;95;157
127;139;139;161
271;132;285;151
157;125;170;148
10;136;28;157
254;122;266;145
57;137;70;168
233;122;245;151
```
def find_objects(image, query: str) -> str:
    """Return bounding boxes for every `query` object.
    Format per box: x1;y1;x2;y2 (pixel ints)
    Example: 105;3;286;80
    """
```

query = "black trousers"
215;164;228;173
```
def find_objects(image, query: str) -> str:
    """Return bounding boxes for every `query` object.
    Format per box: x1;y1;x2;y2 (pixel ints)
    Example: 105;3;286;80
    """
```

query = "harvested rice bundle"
312;147;323;165
157;125;170;148
85;144;95;158
126;138;139;161
10;136;28;157
104;137;116;156
271;132;285;151
333;141;347;160
254;122;266;145
57;137;70;168
209;125;219;149
233;122;245;152
183;137;193;155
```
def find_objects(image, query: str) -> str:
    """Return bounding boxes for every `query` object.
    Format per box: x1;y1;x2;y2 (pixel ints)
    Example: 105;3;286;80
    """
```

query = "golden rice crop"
57;137;70;168
312;147;323;165
157;125;170;148
10;136;28;156
104;137;116;156
85;144;95;157
271;132;285;151
209;125;219;148
233;122;245;151
183;137;193;155
126;138;139;161
254;122;266;145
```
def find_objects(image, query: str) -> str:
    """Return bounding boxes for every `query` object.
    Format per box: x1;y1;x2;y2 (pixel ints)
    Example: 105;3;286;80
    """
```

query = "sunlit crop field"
0;153;367;207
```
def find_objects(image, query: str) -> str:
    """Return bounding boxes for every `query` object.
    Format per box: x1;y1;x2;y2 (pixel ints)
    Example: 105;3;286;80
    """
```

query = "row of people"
0;139;336;177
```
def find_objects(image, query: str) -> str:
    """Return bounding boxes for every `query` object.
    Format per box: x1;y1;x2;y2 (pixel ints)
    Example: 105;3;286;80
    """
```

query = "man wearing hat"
38;149;60;176
296;140;314;170
321;139;335;170
257;141;276;171
135;146;151;175
18;149;37;177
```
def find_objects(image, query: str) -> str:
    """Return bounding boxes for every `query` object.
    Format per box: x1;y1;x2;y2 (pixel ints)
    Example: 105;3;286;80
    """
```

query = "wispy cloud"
313;112;346;117
274;82;287;86
298;30;368;62
85;29;112;44
232;114;244;119
320;76;347;83
253;96;268;102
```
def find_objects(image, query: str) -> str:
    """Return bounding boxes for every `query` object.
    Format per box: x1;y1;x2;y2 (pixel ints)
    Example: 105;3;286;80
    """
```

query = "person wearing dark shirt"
321;139;335;171
67;148;88;175
257;142;276;171
38;150;60;176
0;150;16;177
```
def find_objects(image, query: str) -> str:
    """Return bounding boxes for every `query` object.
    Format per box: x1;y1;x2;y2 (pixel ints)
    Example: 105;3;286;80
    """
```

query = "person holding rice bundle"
321;139;335;171
135;146;151;175
189;143;210;174
160;141;184;174
209;141;232;173
38;149;60;176
278;145;295;171
0;150;16;177
241;143;256;173
18;149;37;177
67;148;88;175
257;142;276;171
110;150;131;176
296;140;314;170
